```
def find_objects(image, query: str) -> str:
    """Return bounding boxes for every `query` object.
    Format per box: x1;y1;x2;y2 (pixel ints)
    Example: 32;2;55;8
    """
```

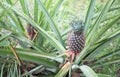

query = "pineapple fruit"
26;24;37;40
66;20;85;62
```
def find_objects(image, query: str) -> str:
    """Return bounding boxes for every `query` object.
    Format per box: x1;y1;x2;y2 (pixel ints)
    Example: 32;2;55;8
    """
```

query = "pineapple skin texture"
67;31;85;53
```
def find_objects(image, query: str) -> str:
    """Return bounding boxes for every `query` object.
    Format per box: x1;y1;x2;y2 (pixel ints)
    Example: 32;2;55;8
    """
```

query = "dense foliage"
0;0;120;77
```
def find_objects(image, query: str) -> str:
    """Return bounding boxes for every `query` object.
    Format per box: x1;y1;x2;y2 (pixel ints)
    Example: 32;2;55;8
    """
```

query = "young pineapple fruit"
67;20;85;62
27;24;36;40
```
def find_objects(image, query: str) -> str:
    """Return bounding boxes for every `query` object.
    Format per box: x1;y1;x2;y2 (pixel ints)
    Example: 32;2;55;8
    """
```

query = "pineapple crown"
70;20;84;32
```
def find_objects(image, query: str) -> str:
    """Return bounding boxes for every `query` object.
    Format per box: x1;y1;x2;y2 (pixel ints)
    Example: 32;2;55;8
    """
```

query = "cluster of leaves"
0;0;120;77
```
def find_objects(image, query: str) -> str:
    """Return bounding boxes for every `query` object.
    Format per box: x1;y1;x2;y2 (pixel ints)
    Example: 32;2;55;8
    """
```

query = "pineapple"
26;24;36;40
66;20;85;62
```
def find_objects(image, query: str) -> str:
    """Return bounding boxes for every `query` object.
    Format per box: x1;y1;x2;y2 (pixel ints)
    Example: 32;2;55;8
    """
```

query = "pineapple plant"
66;19;85;62
1;0;120;77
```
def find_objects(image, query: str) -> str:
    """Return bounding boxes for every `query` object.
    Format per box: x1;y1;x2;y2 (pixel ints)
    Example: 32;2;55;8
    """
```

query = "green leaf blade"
80;65;98;77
